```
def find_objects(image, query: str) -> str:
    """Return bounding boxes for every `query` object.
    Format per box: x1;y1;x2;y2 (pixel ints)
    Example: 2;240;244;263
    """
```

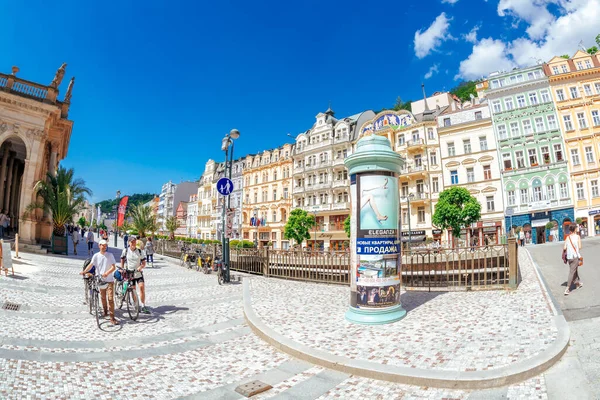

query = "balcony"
331;202;349;210
307;204;332;212
294;165;305;174
503;160;568;176
332;179;349;188
410;192;430;203
293;186;305;194
304;138;332;151
400;165;429;178
406;138;426;152
332;157;345;166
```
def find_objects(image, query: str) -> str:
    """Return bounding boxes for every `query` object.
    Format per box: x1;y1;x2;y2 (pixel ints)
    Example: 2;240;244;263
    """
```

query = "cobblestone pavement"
0;239;553;399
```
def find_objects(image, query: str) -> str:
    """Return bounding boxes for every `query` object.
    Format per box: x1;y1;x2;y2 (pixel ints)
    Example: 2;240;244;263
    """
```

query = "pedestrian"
518;230;525;247
145;237;155;267
72;227;80;256
123;232;129;249
80;240;119;325
563;224;583;296
0;210;6;239
120;236;150;314
86;229;95;256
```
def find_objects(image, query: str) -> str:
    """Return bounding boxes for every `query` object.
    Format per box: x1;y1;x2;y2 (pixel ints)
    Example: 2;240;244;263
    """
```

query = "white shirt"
564;234;581;260
90;251;116;282
121;247;146;271
72;230;80;242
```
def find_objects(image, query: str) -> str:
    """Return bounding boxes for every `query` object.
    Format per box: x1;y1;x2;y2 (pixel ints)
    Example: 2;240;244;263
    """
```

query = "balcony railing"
293;186;305;194
401;165;428;175
307;204;332;212
407;138;425;148
332;158;345;166
332;179;349;188
304;138;332;151
413;192;429;200
331;202;349;210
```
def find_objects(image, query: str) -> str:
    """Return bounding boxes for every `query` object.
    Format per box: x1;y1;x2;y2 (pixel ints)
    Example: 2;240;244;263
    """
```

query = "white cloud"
424;64;440;79
463;25;479;43
456;0;600;80
414;13;453;59
442;0;459;3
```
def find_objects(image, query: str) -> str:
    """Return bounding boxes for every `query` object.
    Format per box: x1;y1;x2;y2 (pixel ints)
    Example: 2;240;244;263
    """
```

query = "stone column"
3;155;15;213
49;142;58;177
0;146;10;210
9;162;21;231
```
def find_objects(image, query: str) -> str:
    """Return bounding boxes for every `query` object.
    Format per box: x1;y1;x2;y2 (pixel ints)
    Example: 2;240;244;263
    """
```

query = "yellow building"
546;51;600;234
241;144;293;249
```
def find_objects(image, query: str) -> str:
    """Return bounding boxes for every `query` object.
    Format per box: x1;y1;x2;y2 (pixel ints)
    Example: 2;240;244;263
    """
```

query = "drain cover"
2;302;20;311
235;380;272;397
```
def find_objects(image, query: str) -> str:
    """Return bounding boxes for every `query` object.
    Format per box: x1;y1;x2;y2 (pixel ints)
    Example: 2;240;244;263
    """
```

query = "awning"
401;235;426;243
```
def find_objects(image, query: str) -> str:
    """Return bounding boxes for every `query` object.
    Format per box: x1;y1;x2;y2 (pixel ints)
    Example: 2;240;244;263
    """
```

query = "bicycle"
90;275;106;328
114;269;140;321
215;259;225;285
201;253;212;274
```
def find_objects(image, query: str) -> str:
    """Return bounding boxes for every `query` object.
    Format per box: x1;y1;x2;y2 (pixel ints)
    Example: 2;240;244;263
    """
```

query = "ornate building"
241;144;293;249
197;160;220;240
0;64;75;243
546;51;600;236
215;157;245;240
291;107;375;250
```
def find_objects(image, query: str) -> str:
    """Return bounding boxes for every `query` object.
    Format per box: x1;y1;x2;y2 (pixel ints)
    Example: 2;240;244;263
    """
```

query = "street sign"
217;178;234;196
225;208;235;238
505;207;514;217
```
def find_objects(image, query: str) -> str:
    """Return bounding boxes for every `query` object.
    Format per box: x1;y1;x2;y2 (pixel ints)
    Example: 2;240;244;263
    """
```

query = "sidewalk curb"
243;279;570;389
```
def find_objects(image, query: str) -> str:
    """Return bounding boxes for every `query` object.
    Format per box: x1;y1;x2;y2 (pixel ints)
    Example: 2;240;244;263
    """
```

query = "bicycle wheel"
127;288;140;321
114;280;124;310
84;278;89;305
93;289;102;328
217;269;224;285
180;254;185;267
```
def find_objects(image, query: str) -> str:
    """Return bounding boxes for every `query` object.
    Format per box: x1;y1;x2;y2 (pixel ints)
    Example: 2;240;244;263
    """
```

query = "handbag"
562;249;568;264
567;236;582;266
579;256;584;267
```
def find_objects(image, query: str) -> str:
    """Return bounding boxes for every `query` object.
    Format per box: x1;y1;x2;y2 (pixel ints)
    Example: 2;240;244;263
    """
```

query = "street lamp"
313;211;318;251
221;128;240;283
114;190;120;247
401;193;414;254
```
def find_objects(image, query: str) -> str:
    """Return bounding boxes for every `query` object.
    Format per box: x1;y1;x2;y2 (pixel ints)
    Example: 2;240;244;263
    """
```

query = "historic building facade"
438;100;505;245
215;158;245;240
197;160;219;240
546;51;600;236
241;144;293;249
186;194;198;238
485;65;574;244
0;64;75;243
291;108;375;250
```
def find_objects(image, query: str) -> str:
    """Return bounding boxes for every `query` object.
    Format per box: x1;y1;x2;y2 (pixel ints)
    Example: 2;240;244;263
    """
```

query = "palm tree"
165;216;179;240
128;204;155;238
25;166;92;236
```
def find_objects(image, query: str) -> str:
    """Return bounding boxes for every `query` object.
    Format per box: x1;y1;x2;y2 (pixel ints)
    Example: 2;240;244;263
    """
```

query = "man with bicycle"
120;236;150;314
80;240;119;325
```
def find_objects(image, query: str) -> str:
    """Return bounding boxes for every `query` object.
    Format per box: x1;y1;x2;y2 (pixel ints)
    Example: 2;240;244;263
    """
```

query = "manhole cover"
235;380;272;397
2;302;20;311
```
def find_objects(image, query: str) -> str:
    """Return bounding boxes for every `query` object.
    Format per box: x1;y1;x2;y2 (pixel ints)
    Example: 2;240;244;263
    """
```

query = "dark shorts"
124;270;144;285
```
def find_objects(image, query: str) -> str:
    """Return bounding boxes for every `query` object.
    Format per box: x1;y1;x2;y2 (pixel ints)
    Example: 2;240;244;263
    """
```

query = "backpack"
121;248;144;266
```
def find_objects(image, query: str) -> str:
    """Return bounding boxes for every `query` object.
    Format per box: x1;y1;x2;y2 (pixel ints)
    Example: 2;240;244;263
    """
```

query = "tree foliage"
432;187;481;238
392;97;412;112
283;209;315;246
450;81;477;102
127;204;156;238
25;166;92;236
344;215;351;238
587;46;599;55
165;216;179;240
77;216;87;228
97;193;156;214
560;54;570;59
596;33;600;47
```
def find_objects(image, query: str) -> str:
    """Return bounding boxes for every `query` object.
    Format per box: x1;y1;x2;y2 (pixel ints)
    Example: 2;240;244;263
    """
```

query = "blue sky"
1;0;597;202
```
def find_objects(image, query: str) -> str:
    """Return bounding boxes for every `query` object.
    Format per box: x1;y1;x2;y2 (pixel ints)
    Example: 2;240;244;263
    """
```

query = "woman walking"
563;224;583;296
145;237;155;267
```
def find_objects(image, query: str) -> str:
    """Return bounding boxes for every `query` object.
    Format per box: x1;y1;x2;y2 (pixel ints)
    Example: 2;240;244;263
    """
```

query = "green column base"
345;304;407;325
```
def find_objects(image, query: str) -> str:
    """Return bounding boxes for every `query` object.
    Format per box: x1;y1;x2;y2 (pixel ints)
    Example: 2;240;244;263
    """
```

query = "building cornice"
437;118;492;134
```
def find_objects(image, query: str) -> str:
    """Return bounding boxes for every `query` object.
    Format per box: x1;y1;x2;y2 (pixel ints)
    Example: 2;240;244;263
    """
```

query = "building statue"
49;63;67;88
64;77;75;103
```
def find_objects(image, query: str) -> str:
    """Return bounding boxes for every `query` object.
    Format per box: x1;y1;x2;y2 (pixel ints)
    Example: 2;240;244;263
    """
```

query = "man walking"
80;240;119;325
121;236;150;314
72;227;80;255
123;232;129;249
86;229;95;256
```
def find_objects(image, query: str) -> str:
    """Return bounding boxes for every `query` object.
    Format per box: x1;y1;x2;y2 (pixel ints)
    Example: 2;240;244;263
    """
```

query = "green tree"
344;215;351;238
450;80;478;102
165;216;179;240
97;192;156;214
283;209;315;247
432;187;481;238
25;166;92;236
596;33;600;47
99;221;107;230
392;96;412;112
77;216;87;229
128;204;155;238
560;54;570;59
587;46;599;55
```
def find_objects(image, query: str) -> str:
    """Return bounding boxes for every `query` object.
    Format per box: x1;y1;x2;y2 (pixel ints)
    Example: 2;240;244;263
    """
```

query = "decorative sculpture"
49;63;67;88
64;77;75;103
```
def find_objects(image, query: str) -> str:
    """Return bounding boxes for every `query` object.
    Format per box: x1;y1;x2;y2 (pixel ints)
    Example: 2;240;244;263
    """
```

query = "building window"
535;117;545;132
585;59;593;69
475;111;482;120
559;182;568;198
585;146;595;164
463;139;472;154
571;149;580;166
448;142;455;156
515;150;526;169
427;128;435;140
570;87;579;99
450;170;458;184
576;182;585;200
398;134;405;145
504;97;514;110
592;180;599;198
517;95;526;108
492;101;501;113
554;144;564;162
510;122;519;137
528;92;538;105
467;167;475;183
416;179;424;193
402;210;408;224
412;130;419;142
273;189;277;201
541;146;551;164
479;136;488;151
576;61;584;70
533;186;542;202
483;165;492;180
401;182;408;197
528;149;538;166
547;184;556;200
540;90;551;103
430;151;437;165
556;89;565;101
584;85;593;96
547;115;557;130
503;153;512;170
596;83;600;95
561;65;568;73
507;190;516;206
283;188;289;199
417;207;425;223
563;115;574;131
523;120;533;135
577;112;588;129
432;177;439;193
498;125;507;140
414;154;422;168
486;196;495;212
443;118;451;127
272;211;277;222
552;66;559;75
592;110;600;126
520;188;529;204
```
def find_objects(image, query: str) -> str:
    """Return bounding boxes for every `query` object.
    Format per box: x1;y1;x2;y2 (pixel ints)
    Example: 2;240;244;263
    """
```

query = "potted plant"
25;166;91;255
545;221;555;242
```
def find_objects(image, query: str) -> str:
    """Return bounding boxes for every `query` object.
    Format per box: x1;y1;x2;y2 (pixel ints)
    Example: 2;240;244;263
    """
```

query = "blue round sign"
217;177;234;196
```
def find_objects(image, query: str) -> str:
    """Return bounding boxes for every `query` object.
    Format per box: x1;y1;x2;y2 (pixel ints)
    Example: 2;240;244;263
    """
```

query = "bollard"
15;234;19;258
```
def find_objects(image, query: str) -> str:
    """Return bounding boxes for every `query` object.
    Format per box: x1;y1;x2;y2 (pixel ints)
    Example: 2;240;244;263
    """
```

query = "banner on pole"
117;196;129;227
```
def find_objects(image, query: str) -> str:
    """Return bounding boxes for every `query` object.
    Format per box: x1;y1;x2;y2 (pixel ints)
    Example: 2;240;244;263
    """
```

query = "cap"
98;239;108;245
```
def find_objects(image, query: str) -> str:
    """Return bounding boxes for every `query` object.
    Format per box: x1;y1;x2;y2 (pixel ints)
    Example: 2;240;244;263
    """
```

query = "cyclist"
120;236;150;314
80;240;119;325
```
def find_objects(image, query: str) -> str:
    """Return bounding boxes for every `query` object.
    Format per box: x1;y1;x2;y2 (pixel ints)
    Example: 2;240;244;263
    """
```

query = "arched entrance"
0;136;27;237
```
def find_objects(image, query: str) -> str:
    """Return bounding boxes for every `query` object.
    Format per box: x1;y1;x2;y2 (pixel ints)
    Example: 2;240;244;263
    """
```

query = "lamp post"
221;129;240;283
313;211;318;251
401;193;414;254
114;190;120;247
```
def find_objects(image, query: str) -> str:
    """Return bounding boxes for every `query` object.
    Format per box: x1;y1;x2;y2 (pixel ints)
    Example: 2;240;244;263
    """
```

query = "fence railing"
156;238;519;290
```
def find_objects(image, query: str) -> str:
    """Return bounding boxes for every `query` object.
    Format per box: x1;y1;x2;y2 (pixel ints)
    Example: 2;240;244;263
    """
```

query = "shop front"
590;210;600;236
401;230;426;250
432;229;443;245
504;208;574;244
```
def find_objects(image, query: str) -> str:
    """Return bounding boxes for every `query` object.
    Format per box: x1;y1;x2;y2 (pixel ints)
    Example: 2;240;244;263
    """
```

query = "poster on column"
354;172;401;309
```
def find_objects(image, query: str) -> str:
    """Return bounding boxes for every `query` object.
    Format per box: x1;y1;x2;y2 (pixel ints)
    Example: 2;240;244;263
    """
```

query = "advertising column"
345;134;406;325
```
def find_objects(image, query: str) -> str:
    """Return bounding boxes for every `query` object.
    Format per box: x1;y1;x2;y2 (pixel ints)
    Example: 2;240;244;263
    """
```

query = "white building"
186;194;198;238
198;160;220;241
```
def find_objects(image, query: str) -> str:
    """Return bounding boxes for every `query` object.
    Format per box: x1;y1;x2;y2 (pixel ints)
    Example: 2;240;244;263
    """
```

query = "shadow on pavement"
401;291;445;312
